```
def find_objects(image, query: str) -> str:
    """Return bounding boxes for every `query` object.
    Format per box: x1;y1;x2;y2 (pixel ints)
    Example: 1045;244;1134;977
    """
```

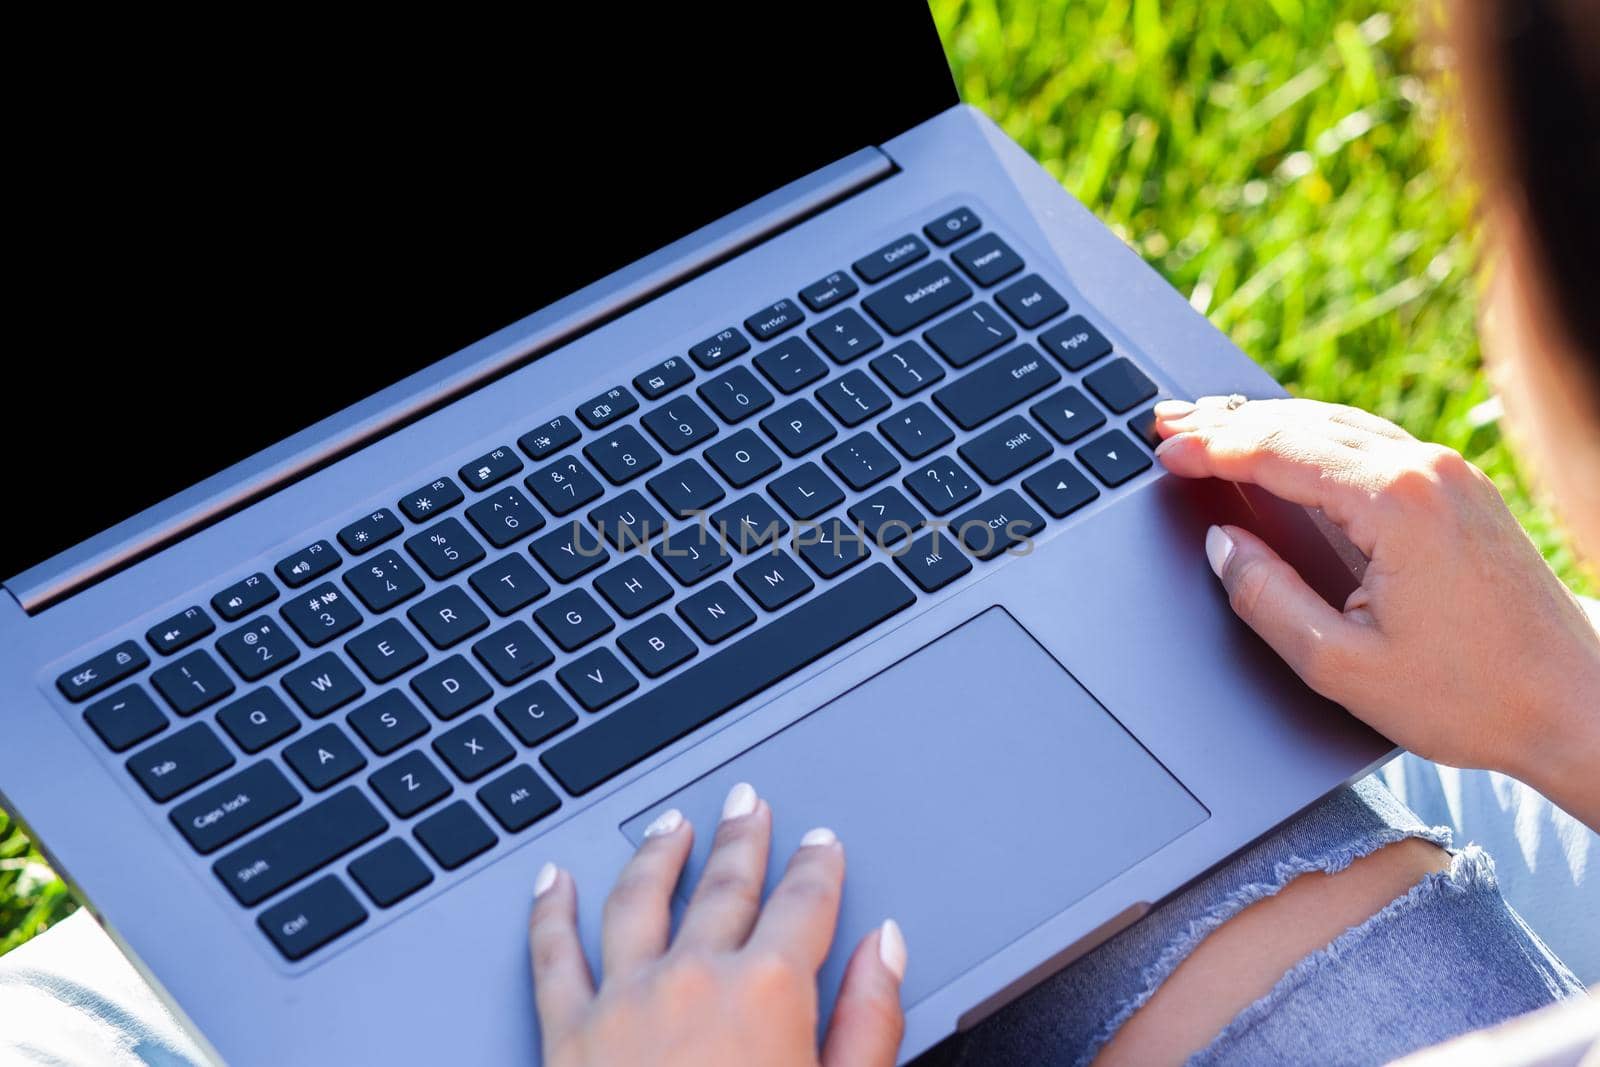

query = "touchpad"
622;607;1207;1010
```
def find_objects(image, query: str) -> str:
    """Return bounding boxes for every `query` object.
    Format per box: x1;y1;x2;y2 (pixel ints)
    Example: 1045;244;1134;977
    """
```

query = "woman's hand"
528;782;908;1067
1155;397;1600;828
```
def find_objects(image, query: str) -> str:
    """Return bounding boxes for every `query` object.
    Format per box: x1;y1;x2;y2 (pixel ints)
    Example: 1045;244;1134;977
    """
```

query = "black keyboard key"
347;690;429;756
904;455;982;515
577;385;639;430
473;622;554;686
1023;459;1101;519
1076;429;1153;487
146;606;215;656
1039;315;1113;371
526;455;606;516
823;432;900;491
847;486;925;548
172;762;300;854
816;369;892;427
532;520;611;583
128;722;235;802
404;518;486;580
894;531;973;593
259;876;367;961
676;581;756;644
588;490;666;551
410;655;491;720
951;490;1047;561
618;614;698;677
698;365;775;423
338;509;402;555
84;685;167;752
754;336;829;393
735;550;815;611
871;340;947;396
465;487;546;548
213;573;278;622
1129;407;1161;450
653;525;733;586
585;426;662;485
370;751;451;819
932;343;1061;431
647;459;726;519
808;308;883;364
710;494;789;554
345;619;427;683
689;326;750;371
923;302;1017;368
760;399;837;458
214;787;385;906
924;206;981;246
534;589;614;651
853;234;928;282
218;689;300;753
542;564;916;795
1030;385;1106;444
768;462;844;520
399;476;465;522
959;415;1052;483
408;587;489;649
469;554;550;615
433;715;515;781
996;274;1069;328
349;839;433;908
799;270;858;311
495;681;579;747
879;402;954;461
797;517;872;579
641;397;719;455
459;445;523;492
1083;357;1158;414
518;416;582;462
57;641;148;703
952;233;1024;286
342;550;425;614
634;355;694;400
151;649;235;714
477;766;561;833
217;617;300;682
862;261;973;335
744;297;804;341
284;724;367;791
283;653;364;718
594;557;673;619
282;583;363;647
705;429;781;488
415;801;496;870
276;541;340;588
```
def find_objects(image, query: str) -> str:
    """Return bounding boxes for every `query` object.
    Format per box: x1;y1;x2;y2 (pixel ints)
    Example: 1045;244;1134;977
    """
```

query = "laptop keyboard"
51;205;1167;964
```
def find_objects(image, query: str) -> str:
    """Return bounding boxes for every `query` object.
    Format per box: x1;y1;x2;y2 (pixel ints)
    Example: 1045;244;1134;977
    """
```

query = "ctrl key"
259;876;367;961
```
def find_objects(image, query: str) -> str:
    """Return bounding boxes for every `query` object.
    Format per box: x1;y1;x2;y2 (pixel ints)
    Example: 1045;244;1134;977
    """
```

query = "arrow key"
1022;459;1100;518
1076;429;1153;488
1029;385;1106;444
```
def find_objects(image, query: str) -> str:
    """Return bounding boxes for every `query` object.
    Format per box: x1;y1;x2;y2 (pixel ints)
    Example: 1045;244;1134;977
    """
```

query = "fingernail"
534;862;559;898
1153;434;1182;457
800;827;838;848
643;808;684;838
878;919;907;981
1205;525;1235;579
1153;399;1196;418
721;781;758;821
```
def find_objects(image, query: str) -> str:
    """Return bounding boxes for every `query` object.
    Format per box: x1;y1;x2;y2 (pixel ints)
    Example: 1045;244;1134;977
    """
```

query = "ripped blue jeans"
918;776;1584;1066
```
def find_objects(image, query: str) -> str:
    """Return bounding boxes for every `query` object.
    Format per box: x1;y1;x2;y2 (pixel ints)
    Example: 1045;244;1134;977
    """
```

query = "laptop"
0;5;1391;1063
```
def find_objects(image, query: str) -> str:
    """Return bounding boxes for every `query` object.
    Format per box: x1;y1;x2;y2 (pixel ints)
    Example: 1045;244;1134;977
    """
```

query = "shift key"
213;787;385;906
932;344;1062;431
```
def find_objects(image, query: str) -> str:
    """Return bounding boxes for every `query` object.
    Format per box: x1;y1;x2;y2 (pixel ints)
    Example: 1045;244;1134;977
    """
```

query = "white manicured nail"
800;827;838;848
1153;434;1182;456
722;782;758;821
643;808;684;839
533;862;558;898
879;919;907;981
1205;525;1235;579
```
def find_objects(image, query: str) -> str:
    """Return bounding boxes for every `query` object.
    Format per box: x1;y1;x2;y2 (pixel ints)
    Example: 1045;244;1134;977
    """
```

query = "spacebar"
541;563;917;795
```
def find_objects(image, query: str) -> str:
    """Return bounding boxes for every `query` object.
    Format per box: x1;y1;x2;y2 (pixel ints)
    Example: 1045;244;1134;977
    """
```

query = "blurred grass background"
1;0;1591;957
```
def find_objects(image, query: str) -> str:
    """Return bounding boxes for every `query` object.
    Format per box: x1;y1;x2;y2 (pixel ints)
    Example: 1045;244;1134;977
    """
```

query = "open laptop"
0;5;1392;1063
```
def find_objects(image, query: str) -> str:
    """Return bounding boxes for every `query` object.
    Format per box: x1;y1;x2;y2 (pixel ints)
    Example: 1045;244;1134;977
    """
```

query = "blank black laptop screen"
6;6;956;586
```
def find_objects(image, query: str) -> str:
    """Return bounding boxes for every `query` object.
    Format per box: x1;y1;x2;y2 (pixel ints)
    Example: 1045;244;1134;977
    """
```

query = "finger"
674;782;772;952
1161;397;1388;451
822;920;907;1067
600;808;694;981
529;863;595;1052
745;827;845;973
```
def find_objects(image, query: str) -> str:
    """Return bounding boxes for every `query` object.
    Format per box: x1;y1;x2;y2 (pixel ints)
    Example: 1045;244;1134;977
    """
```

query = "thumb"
821;920;907;1067
1205;524;1372;701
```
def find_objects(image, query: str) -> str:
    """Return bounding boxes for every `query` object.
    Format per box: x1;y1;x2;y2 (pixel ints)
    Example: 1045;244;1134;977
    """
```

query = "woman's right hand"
1154;396;1600;829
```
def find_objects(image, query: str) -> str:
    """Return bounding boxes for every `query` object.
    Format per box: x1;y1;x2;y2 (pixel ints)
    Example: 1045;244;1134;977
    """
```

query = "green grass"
1;0;1592;957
